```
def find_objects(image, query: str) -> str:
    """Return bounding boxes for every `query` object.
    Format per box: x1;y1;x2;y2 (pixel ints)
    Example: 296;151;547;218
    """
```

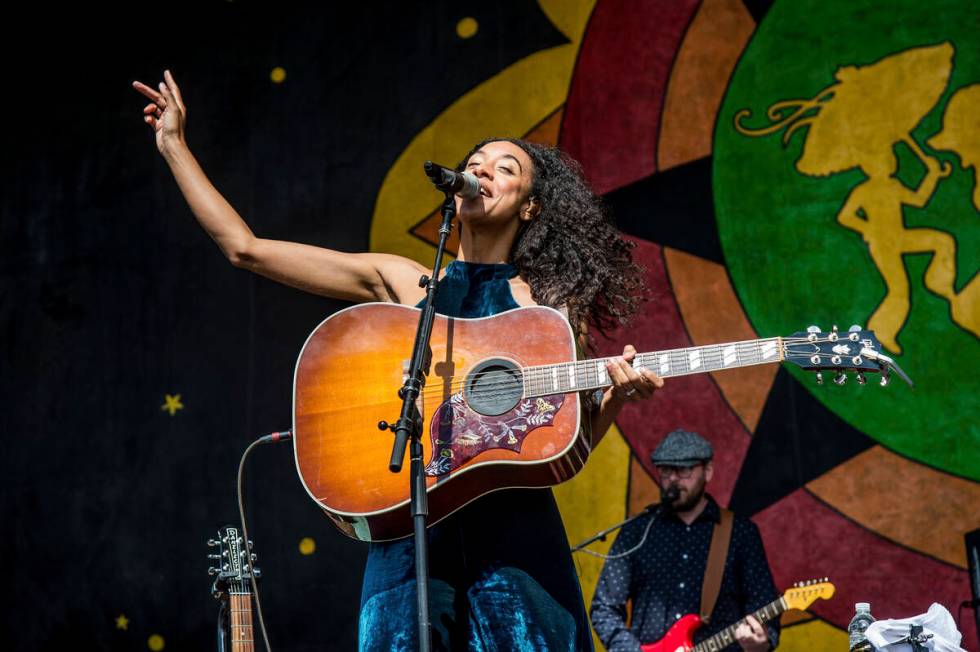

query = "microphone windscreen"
457;171;481;199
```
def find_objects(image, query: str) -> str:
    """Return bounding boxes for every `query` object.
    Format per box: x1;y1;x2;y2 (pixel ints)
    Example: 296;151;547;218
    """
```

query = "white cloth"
864;603;966;652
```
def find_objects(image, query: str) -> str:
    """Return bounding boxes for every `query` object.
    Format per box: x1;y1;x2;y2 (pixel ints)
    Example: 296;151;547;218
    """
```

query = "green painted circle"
714;0;979;479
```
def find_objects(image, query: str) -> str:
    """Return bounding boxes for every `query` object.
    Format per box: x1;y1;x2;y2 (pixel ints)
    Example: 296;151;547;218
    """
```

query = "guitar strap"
699;508;734;625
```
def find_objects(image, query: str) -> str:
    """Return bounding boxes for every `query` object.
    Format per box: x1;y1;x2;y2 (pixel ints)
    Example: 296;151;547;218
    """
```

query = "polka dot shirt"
589;496;780;651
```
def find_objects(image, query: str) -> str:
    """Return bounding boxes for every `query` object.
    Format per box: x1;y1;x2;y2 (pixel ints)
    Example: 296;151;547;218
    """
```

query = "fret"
722;344;737;367
761;339;778;360
688;349;702;370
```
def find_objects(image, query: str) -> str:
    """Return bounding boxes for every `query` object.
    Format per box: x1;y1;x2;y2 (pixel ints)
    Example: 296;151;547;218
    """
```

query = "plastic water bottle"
848;602;875;650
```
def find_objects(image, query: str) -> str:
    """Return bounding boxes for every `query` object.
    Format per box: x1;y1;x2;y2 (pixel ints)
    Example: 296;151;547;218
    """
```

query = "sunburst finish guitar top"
293;303;584;542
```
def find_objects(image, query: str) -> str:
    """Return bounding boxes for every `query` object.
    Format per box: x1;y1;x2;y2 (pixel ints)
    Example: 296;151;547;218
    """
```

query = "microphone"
424;161;481;199
641;486;680;515
660;485;680;512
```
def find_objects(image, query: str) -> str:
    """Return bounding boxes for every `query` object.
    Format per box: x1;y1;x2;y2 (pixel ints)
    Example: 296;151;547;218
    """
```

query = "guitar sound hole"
464;358;523;417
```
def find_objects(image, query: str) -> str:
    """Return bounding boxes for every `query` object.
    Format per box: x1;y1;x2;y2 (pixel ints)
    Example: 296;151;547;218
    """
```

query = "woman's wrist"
160;135;190;162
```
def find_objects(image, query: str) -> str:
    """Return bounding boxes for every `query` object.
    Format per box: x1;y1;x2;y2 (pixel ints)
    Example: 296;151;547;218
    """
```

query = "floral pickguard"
424;393;565;476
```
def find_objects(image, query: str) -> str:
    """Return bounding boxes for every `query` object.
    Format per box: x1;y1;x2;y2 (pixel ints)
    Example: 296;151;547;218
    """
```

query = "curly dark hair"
458;138;647;345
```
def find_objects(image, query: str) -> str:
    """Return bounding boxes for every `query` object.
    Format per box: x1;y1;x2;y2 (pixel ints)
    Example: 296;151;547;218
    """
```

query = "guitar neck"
522;337;784;398
693;596;787;652
229;589;255;652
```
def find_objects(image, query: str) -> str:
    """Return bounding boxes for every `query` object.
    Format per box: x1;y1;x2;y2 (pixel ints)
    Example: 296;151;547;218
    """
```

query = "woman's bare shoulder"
508;276;538;307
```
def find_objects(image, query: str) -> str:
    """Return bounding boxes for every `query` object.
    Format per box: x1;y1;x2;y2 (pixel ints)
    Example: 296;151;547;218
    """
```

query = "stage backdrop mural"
3;1;977;650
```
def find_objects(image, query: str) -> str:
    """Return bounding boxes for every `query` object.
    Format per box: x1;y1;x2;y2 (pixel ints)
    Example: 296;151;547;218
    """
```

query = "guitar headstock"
784;578;836;611
207;525;259;598
783;325;912;387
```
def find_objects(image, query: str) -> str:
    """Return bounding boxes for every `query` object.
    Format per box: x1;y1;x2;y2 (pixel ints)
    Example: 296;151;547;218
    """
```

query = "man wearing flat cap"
590;429;780;651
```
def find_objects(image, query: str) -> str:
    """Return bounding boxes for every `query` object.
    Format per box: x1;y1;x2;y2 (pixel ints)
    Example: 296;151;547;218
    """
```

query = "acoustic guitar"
208;526;260;652
293;303;894;541
641;579;835;652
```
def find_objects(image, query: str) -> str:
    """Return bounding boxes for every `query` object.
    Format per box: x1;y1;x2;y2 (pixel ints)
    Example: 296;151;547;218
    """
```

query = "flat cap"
650;429;713;467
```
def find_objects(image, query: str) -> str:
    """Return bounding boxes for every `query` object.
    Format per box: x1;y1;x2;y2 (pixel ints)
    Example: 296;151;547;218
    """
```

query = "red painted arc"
560;0;700;194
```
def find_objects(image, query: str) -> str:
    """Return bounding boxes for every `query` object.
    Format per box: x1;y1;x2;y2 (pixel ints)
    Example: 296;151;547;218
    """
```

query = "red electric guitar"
641;579;836;652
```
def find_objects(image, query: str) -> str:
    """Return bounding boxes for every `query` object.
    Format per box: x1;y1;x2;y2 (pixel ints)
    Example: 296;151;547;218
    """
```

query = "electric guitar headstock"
783;578;836;611
207;525;260;599
783;325;912;387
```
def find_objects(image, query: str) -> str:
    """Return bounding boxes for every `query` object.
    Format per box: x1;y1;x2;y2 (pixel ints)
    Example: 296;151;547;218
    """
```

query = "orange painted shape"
627;453;662;516
657;0;755;170
807;446;980;568
526;107;564;147
663;247;777;431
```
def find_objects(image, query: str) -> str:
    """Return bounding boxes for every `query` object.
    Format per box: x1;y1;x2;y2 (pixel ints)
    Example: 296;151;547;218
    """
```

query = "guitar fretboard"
521;338;784;398
229;586;255;652
693;596;787;652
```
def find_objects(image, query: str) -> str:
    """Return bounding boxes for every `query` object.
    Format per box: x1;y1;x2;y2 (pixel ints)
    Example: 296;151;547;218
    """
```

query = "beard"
662;474;707;512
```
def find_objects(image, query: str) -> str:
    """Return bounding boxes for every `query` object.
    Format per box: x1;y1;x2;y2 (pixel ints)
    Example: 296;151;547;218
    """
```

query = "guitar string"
410;337;857;401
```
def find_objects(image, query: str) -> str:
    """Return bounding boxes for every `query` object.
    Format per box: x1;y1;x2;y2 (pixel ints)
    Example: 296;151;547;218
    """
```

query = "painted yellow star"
161;394;184;416
115;614;129;630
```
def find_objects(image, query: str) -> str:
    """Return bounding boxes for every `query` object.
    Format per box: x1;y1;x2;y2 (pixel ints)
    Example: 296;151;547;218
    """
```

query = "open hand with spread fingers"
605;344;664;403
132;70;187;154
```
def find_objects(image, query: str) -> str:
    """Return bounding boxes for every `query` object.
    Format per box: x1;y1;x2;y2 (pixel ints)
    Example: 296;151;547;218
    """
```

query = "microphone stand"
381;188;458;652
570;503;665;553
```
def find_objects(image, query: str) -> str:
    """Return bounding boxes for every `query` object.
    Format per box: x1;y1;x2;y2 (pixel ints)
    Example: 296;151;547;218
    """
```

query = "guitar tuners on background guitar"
793;577;830;587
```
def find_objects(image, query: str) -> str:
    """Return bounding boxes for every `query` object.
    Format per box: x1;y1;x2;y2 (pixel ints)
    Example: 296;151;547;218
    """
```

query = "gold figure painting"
735;42;978;353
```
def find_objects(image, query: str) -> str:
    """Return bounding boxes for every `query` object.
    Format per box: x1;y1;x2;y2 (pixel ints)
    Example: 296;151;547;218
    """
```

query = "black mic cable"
237;429;293;652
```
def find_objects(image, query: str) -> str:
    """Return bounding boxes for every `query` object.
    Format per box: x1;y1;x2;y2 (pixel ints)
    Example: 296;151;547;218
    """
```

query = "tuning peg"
207;539;219;547
207;553;221;560
807;325;821;342
815;371;824;385
880;370;891;387
848;325;862;341
247;540;254;549
822;577;828;582
250;553;258;562
253;568;262;579
833;372;847;386
848;325;862;332
856;372;867;385
208;566;219;576
828;325;839;341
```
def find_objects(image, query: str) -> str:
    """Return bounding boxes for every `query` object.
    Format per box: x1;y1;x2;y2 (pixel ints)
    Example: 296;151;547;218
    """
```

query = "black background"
1;3;567;649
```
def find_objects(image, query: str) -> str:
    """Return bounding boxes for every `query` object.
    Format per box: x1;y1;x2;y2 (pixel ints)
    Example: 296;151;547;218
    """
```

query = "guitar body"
293;303;587;542
641;615;702;652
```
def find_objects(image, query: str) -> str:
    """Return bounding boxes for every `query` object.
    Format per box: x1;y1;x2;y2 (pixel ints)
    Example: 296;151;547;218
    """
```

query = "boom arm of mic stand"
570;504;660;553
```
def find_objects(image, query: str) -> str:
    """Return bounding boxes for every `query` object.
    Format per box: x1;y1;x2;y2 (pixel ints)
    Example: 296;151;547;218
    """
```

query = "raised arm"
901;136;952;208
133;70;426;304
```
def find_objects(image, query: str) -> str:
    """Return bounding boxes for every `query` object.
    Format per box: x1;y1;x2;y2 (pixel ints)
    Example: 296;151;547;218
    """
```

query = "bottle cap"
855;602;870;612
